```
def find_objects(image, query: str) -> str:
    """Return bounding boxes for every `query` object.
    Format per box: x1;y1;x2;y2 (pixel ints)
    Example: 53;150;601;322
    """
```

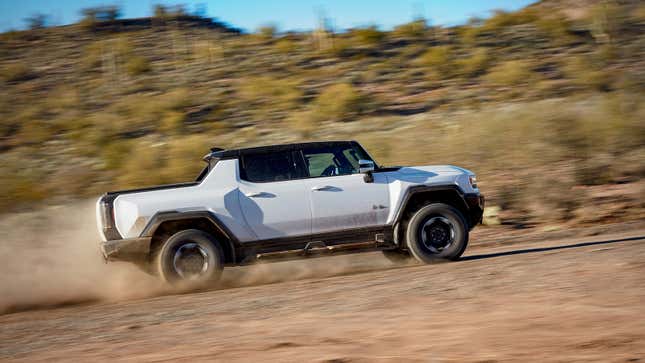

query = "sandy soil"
1;216;644;362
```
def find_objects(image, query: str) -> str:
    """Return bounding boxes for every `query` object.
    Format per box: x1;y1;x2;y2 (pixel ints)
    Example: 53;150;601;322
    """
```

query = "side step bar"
255;240;386;261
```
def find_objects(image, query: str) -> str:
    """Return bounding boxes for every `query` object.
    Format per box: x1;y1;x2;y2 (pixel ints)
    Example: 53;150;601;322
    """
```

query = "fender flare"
392;184;472;226
139;210;241;262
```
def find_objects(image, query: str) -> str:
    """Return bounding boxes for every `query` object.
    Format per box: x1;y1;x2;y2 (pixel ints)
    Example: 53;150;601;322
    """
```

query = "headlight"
469;175;478;189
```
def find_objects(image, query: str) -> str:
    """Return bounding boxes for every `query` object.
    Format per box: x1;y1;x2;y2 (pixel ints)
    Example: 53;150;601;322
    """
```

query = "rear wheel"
405;203;468;263
154;229;223;287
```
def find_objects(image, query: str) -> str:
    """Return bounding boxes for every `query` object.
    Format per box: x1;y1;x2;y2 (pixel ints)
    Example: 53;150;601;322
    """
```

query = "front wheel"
405;203;468;264
154;229;223;287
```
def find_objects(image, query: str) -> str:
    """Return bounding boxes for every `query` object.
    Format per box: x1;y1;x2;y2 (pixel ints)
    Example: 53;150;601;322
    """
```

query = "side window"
242;151;297;183
306;152;336;177
302;144;366;177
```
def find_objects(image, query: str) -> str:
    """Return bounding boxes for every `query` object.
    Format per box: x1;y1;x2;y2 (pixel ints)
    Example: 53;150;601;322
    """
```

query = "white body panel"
383;165;478;224
111;159;255;241
238;179;311;240
303;173;389;234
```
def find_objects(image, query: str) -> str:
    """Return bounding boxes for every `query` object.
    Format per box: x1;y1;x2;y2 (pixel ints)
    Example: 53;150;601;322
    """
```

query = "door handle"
311;185;334;191
245;191;270;198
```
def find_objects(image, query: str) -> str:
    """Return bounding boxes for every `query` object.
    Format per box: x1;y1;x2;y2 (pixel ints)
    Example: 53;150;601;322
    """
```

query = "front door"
238;150;311;240
300;143;390;235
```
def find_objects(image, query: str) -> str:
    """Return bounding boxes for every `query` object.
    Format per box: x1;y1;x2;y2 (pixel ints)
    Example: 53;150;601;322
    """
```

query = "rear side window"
241;151;299;183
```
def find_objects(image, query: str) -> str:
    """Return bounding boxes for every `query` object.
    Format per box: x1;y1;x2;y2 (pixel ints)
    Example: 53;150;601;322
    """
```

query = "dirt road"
1;226;644;362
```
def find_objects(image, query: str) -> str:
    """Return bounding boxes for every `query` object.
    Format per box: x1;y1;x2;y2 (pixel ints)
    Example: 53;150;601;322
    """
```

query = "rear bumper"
100;237;151;262
464;193;485;229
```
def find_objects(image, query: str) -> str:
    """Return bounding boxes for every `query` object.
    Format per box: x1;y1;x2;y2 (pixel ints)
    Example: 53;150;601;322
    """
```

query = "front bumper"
464;193;485;228
100;237;151;262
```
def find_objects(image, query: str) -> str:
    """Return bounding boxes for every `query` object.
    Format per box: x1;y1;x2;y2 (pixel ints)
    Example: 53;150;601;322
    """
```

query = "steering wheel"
321;165;336;176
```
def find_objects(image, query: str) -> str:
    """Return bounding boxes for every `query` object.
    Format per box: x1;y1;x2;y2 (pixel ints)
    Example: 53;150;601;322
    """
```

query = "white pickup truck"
97;141;484;286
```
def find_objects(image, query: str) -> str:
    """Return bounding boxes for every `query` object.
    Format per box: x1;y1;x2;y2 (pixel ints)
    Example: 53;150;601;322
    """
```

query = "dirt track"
1;225;644;362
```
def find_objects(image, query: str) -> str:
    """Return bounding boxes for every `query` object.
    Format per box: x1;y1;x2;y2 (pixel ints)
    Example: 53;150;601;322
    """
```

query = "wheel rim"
172;242;209;280
420;216;455;253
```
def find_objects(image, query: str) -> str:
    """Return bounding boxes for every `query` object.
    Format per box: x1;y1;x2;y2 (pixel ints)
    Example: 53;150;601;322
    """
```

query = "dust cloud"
0;201;407;314
0;200;167;314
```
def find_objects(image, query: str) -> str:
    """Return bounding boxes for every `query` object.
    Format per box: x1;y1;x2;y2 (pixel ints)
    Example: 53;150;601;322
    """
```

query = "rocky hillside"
0;1;643;226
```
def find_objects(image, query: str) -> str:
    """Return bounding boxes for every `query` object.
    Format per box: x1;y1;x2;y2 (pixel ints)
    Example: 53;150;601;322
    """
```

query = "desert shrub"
286;109;317;138
81;42;103;70
80;5;121;30
482;9;537;31
25;13;48;30
2;63;33;83
274;38;297;54
237;76;302;111
117;142;167;188
160;88;192;111
160;111;186;134
351;26;385;47
101;140;132;170
392;19;427;39
415;46;453;78
192;41;223;62
0;152;50;208
163;136;211;183
564;57;609;91
535;16;572;44
526;175;582;222
456;48;490;78
313;83;363;122
126;56;151;76
257;25;277;40
589;1;627;43
484;60;534;86
458;25;483;45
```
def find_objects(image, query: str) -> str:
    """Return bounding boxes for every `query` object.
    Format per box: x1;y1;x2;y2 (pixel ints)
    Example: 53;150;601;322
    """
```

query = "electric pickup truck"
97;141;484;286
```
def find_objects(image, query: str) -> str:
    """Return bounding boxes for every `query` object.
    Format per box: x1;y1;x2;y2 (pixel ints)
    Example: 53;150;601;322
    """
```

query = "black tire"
405;203;468;264
382;249;412;263
154;229;223;287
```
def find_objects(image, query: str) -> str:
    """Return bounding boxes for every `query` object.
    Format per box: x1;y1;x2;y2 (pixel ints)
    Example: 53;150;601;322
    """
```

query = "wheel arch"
393;185;472;245
141;211;240;264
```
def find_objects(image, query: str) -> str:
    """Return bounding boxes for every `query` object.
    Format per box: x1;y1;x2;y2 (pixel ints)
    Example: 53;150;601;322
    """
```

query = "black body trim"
135;211;395;264
392;185;484;230
100;237;151;262
240;225;394;257
140;210;241;263
98;193;123;241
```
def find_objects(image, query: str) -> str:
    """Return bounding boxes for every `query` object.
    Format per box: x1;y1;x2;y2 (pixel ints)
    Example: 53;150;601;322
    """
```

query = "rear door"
238;149;311;240
300;143;390;235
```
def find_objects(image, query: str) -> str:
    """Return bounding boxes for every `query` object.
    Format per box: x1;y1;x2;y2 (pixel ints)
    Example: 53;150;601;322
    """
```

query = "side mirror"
358;159;375;174
359;159;375;183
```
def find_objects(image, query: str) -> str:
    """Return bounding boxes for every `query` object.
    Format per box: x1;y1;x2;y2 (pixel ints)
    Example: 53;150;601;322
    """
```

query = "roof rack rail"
210;147;225;152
